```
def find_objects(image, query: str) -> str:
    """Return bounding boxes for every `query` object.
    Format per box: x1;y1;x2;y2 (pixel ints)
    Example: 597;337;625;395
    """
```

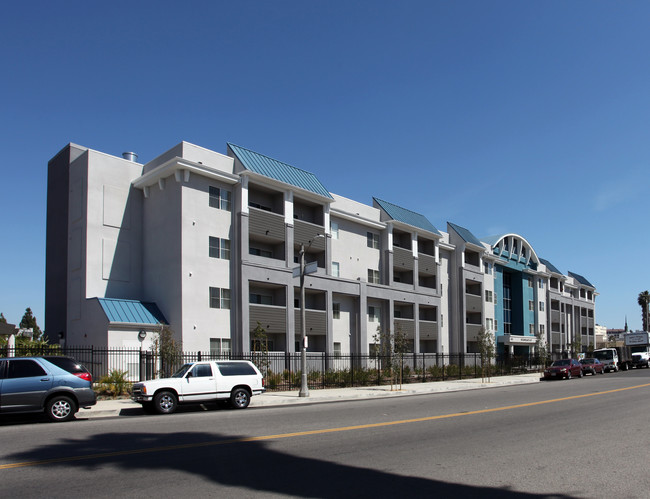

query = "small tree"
251;321;270;377
535;330;549;372
19;307;43;341
151;326;183;378
392;324;409;390
477;327;495;382
570;336;582;358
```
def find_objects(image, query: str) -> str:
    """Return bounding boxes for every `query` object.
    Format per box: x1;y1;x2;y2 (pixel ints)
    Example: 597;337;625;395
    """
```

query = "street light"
298;234;324;397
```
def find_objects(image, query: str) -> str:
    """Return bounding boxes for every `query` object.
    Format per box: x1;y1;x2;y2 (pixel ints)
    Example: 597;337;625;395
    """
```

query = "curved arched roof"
482;233;540;265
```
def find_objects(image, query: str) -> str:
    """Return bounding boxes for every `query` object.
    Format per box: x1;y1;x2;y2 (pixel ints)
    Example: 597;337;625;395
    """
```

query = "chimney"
122;152;138;162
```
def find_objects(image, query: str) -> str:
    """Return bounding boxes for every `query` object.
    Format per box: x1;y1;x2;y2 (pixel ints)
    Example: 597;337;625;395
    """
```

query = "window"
191;364;213;377
333;303;340;319
484;262;490;274
529;324;535;335
539;324;545;335
529;301;534;311
485;290;493;302
538;280;544;289
539;302;545;312
210;287;231;309
209;186;231;211
210;338;231;356
528;278;533;288
332;262;340;277
216;362;256;376
331;222;339;240
486;318;493;330
250;247;273;258
209;237;231;260
8;359;46;378
333;342;341;357
249;201;271;212
368;306;379;322
494;292;497;304
494;319;498;331
367;232;379;249
250;293;273;305
367;269;380;284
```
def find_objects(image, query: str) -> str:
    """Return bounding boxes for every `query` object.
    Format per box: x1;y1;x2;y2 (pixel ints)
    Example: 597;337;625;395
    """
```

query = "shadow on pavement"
6;431;578;498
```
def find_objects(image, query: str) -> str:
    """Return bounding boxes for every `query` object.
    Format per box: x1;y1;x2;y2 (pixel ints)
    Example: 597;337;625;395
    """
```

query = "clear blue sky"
1;1;649;331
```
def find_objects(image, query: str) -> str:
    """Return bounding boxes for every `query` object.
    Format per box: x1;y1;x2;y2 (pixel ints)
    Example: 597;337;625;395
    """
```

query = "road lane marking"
2;382;649;470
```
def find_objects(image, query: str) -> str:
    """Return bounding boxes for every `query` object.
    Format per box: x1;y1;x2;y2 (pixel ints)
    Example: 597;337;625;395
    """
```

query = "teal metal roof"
97;298;167;325
228;143;333;199
540;258;563;275
569;271;594;288
373;198;440;235
448;222;483;247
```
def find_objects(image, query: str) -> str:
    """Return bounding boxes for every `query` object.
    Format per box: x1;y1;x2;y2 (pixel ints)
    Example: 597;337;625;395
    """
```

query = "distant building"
45;141;597;358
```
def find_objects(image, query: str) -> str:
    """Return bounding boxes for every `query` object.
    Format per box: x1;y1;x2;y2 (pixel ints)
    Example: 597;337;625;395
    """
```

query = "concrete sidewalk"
78;373;542;419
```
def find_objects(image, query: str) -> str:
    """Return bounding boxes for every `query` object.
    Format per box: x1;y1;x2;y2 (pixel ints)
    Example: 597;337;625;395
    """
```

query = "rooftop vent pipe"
122;152;138;162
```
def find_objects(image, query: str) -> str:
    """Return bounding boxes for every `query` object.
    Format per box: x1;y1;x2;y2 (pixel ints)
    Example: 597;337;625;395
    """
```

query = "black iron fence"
0;345;548;391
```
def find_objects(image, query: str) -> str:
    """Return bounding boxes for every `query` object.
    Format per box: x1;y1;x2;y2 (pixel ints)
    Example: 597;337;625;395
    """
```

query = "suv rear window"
43;357;89;374
216;362;257;376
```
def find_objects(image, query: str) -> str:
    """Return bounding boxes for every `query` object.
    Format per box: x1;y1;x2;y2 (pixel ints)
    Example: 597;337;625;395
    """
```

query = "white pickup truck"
132;360;265;414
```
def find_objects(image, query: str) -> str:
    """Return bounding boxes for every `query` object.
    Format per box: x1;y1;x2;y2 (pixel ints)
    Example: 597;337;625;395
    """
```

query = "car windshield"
581;358;595;364
593;351;613;361
552;360;570;366
171;364;192;378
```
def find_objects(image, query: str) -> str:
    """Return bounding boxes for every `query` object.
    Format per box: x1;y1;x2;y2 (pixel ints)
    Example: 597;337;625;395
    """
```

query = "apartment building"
45;141;596;357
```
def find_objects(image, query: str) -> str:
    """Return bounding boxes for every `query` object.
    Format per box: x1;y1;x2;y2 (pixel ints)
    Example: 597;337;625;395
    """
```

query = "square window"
367;269;380;284
333;342;341;357
209;287;220;308
367;232;379;249
209;236;220;258
539;302;545;312
221;289;231;309
529;324;535;335
220;238;231;260
331;222;339;240
529;300;534;311
368;306;379;322
209;186;231;211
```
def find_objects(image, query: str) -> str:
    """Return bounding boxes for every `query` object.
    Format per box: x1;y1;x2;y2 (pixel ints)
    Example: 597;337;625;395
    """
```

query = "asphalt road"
2;369;650;498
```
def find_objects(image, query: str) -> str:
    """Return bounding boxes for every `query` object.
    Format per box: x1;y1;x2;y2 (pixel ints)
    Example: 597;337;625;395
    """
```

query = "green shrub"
97;369;131;398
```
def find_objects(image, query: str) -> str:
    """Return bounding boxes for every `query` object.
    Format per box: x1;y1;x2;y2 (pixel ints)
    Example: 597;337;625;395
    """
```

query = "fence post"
197;351;202;362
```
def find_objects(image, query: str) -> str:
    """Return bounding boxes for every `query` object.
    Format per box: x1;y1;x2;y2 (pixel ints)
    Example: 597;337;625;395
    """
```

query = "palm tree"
638;291;650;332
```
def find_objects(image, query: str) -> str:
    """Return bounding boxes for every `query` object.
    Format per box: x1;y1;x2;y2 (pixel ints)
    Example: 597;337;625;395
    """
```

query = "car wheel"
46;395;77;422
230;388;251;409
566;371;572;380
578;370;583;378
154;391;178;414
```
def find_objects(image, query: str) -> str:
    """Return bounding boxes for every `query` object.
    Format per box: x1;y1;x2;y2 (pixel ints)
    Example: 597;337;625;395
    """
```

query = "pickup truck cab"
132;360;265;414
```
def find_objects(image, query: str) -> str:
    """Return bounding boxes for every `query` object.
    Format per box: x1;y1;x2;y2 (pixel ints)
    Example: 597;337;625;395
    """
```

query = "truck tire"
154;391;178;414
230;388;251;409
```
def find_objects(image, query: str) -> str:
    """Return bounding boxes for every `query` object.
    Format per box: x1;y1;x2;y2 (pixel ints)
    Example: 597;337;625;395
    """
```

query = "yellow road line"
2;382;649;470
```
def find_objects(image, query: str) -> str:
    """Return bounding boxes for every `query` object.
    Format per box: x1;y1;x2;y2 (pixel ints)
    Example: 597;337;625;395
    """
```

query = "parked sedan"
0;357;96;422
543;359;583;380
579;357;605;375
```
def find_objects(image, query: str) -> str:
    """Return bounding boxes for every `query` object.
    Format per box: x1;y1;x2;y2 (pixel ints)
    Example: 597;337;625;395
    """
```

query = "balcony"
394;318;415;339
249;207;285;241
465;293;482;312
418;253;436;274
466;323;482;342
294;219;325;250
419;320;438;340
294;309;327;335
250;304;287;334
393;246;414;271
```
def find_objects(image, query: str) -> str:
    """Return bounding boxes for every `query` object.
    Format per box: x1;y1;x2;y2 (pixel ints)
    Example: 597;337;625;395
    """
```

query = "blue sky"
1;1;649;331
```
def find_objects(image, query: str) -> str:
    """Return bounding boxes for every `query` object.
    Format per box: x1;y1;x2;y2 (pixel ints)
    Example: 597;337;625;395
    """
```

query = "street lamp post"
299;242;308;397
298;234;323;398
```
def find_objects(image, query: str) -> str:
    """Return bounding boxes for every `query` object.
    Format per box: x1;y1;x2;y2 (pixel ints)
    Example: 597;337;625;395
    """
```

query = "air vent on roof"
122;152;138;162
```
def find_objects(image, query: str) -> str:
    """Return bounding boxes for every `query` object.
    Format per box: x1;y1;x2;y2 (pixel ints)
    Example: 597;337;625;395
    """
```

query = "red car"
579;358;605;375
543;359;583;380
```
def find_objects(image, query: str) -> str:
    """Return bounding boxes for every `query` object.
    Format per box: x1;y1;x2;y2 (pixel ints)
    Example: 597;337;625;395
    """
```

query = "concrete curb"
77;373;542;419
